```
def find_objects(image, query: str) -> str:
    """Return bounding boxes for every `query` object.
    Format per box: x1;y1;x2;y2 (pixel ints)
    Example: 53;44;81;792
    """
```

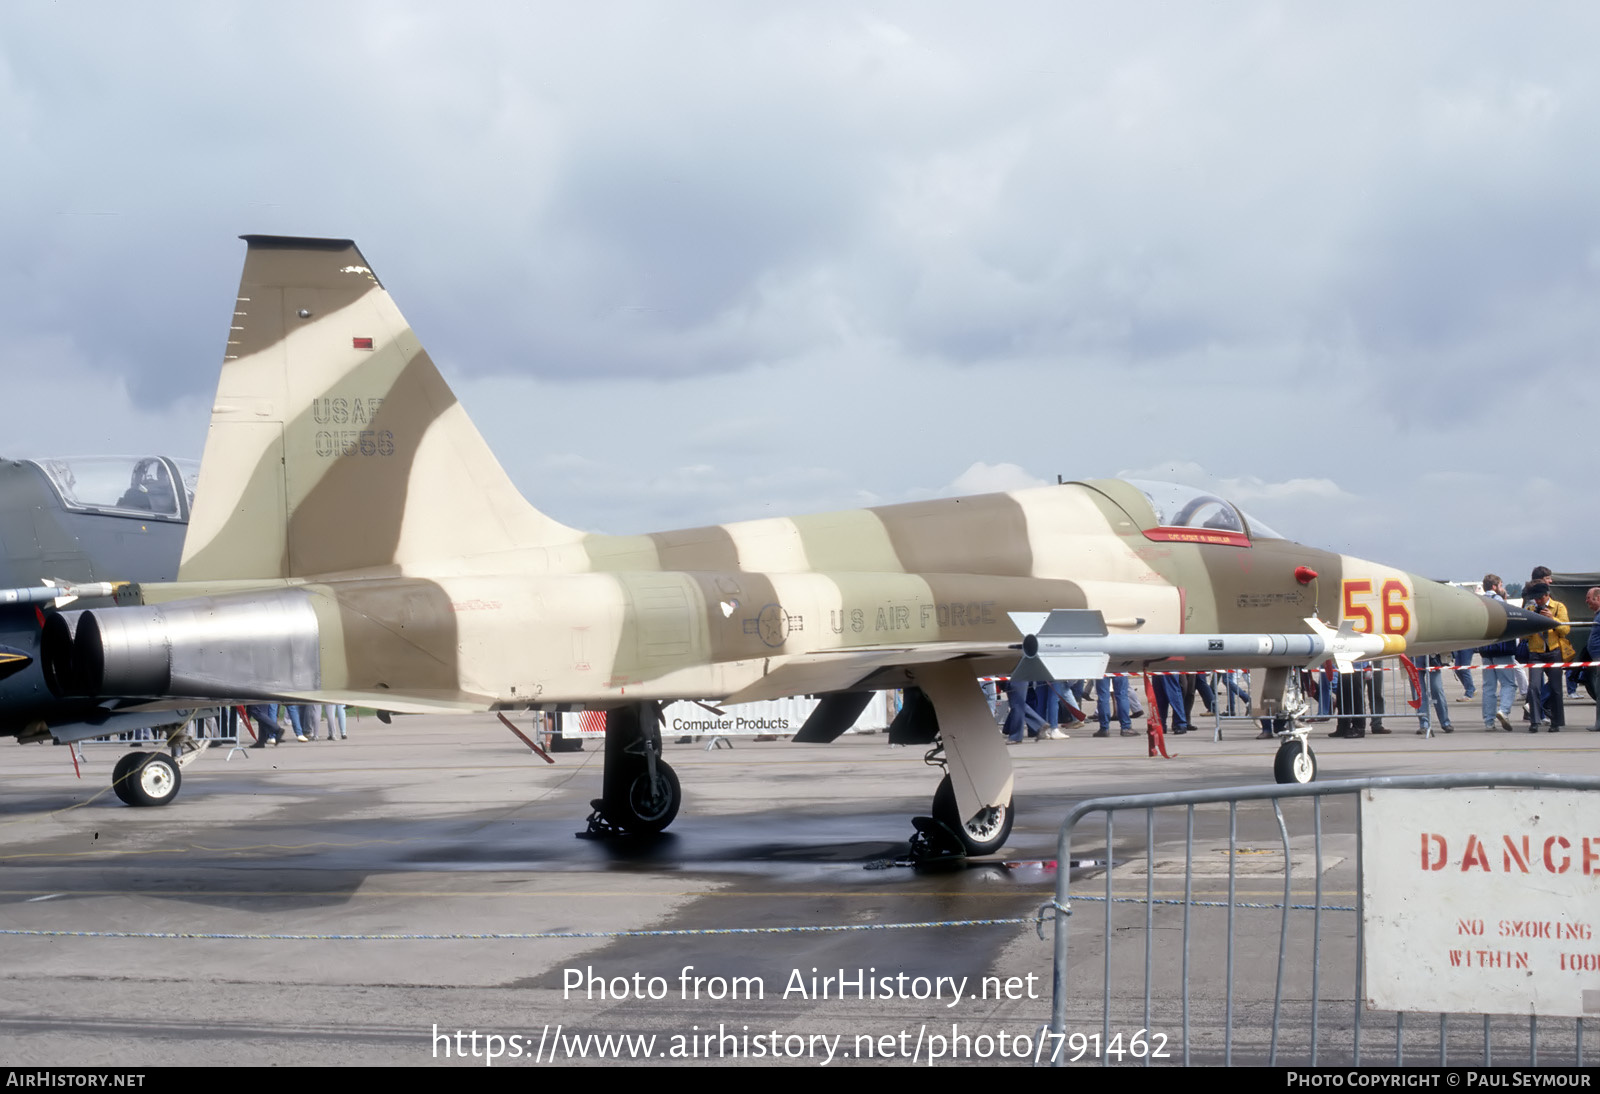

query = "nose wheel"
1273;737;1317;784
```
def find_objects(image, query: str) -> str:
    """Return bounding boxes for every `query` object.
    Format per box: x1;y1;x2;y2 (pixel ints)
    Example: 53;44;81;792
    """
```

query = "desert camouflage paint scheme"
39;237;1550;841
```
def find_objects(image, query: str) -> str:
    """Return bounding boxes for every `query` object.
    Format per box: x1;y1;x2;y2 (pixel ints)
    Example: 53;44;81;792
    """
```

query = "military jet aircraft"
37;236;1552;851
0;455;198;763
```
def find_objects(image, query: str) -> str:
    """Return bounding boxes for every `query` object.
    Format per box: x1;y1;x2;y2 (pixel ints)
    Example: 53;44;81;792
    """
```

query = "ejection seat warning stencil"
1361;788;1600;1018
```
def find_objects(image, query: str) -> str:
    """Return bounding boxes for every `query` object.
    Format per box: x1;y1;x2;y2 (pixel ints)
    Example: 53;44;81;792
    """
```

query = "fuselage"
98;478;1524;712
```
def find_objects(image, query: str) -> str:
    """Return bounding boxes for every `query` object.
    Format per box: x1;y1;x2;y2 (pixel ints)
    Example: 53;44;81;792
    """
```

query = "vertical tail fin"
179;235;576;581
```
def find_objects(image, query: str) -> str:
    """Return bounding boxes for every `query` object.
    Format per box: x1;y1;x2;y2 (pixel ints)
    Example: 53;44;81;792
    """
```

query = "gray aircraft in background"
0;455;199;788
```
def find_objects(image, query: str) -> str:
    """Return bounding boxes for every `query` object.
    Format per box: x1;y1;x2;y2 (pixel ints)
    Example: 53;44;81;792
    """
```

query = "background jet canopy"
31;456;198;521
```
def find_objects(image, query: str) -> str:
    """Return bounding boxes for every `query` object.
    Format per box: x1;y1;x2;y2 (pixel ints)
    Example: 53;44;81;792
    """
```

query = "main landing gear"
895;667;1018;860
578;685;1017;859
112;750;182;806
585;702;682;836
929;771;1014;857
93;709;216;807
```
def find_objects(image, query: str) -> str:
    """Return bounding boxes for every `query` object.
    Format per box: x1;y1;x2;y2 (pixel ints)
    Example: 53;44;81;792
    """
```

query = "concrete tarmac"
2;696;1597;1067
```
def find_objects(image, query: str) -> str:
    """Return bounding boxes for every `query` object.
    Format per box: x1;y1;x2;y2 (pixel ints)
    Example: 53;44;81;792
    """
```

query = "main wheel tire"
1273;740;1317;784
118;751;181;807
931;774;1014;856
612;760;681;834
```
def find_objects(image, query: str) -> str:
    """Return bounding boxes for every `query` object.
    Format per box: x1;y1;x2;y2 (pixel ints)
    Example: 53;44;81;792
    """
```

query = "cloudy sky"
2;3;1595;579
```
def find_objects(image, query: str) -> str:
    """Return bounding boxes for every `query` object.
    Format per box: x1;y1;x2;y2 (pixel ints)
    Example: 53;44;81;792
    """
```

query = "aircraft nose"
1407;574;1556;652
1494;601;1559;642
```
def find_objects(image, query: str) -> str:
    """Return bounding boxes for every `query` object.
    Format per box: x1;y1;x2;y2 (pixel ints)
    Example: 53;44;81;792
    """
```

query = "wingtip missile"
0;581;120;610
1304;617;1405;673
1006;609;1406;682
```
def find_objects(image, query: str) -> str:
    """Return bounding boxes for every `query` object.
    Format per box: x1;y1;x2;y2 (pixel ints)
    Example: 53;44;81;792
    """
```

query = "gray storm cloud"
1;2;1595;575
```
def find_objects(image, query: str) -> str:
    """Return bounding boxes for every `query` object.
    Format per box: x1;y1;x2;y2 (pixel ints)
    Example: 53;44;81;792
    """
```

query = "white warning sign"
1361;788;1600;1017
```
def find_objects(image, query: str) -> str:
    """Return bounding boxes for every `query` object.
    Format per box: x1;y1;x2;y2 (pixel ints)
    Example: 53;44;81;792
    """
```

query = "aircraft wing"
722;641;1014;703
120;688;498;716
722;608;1410;705
266;690;497;715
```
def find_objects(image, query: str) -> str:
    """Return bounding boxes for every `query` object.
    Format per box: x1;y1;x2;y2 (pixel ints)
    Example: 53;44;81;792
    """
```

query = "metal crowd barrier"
1196;657;1600;739
1066;665;1434;738
1000;658;1597;741
1046;773;1600;1066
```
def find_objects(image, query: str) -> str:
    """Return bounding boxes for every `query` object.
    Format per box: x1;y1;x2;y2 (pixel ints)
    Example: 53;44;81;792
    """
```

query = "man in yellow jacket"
1525;582;1573;732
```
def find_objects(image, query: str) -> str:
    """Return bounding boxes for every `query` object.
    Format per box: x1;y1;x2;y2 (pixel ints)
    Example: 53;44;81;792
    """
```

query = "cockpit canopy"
1126;480;1284;541
29;456;199;522
1080;479;1285;545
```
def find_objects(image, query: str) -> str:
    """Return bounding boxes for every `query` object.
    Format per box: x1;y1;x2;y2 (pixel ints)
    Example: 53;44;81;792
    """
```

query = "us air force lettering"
36;236;1556;853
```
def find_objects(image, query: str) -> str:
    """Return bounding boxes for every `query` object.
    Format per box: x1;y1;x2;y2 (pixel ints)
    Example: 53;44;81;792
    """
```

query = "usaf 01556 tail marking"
38;236;1556;853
